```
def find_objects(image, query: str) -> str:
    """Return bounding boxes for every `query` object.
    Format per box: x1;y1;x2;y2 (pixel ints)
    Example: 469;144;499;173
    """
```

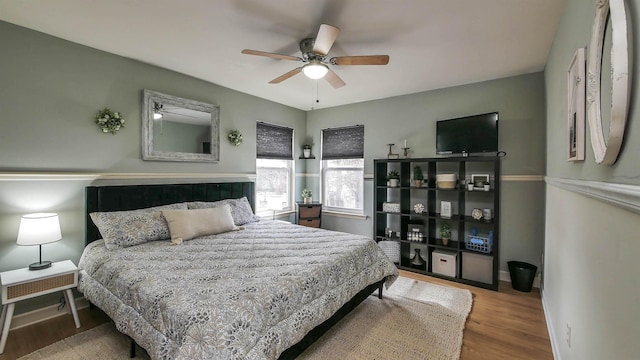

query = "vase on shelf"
303;197;312;204
410;248;426;267
303;149;311;158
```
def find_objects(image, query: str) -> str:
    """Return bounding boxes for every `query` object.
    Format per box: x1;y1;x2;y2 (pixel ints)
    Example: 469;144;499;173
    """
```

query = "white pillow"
162;205;237;245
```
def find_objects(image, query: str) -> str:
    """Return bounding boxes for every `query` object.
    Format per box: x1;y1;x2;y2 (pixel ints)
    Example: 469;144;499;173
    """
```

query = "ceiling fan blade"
269;67;303;84
312;24;340;56
330;55;390;66
324;69;345;88
241;49;303;62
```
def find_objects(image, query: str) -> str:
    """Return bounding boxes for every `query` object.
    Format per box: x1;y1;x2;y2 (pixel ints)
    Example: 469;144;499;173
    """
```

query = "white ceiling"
0;0;565;111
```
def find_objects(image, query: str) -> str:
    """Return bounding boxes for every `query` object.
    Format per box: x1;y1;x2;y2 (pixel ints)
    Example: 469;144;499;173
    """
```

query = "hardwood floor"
0;272;553;360
0;305;111;360
400;270;553;360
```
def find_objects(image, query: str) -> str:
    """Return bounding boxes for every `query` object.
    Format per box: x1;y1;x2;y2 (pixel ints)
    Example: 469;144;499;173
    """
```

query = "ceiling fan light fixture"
302;63;329;79
153;102;163;119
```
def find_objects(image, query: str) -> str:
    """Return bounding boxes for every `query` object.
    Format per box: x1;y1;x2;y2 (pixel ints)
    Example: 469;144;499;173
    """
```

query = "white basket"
378;241;400;263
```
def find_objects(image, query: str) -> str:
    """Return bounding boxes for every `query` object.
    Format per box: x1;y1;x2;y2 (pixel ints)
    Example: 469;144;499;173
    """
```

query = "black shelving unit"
374;156;501;290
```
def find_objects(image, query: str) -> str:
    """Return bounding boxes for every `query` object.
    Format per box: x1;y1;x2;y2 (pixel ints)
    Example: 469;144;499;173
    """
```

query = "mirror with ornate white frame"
142;89;220;162
586;0;631;165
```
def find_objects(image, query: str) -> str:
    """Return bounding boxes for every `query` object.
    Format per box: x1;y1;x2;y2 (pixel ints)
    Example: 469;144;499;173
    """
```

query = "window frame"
255;122;295;216
255;158;294;216
321;158;365;215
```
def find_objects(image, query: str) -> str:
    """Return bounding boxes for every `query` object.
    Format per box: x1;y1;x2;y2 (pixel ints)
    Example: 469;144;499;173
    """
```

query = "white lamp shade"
16;213;62;246
302;63;329;79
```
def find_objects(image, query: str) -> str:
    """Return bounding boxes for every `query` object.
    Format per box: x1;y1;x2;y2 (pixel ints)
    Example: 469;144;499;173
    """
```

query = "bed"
78;182;398;359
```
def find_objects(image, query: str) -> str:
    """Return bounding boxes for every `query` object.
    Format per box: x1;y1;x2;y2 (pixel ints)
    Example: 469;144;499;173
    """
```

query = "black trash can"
507;261;537;292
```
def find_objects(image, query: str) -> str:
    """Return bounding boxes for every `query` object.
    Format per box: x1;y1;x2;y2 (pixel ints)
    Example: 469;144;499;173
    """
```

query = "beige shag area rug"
19;277;472;360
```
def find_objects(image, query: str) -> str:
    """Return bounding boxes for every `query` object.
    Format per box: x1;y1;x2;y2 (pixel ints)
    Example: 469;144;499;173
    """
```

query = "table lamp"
16;213;62;270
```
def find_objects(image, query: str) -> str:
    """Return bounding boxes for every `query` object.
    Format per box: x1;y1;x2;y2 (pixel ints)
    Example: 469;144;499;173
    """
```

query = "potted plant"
483;181;491;191
413;166;424;187
301;189;313;204
467;180;474;191
440;221;451;246
303;144;312;158
387;170;400;187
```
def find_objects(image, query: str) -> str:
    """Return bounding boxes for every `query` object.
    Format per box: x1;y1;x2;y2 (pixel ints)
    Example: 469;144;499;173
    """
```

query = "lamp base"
28;261;52;271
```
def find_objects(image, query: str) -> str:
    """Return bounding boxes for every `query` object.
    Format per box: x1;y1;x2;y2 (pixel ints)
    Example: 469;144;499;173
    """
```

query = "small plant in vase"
413;166;424;187
387;170;400;187
301;189;313;204
440;221;451;246
483;181;491;191
303;144;312;158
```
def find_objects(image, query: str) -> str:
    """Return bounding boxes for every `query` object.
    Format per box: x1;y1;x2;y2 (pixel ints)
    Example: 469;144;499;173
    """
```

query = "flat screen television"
436;112;499;155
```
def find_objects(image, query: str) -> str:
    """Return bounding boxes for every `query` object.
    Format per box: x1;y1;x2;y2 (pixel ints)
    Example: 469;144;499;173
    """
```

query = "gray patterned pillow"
90;203;187;250
187;197;259;225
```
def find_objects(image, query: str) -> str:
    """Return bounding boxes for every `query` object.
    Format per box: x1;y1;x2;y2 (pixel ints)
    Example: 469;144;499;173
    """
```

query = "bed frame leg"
130;338;136;358
378;282;384;299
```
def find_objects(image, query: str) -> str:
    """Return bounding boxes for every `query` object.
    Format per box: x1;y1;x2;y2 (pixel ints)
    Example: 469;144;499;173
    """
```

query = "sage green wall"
305;72;547;274
546;0;640;183
543;1;640;359
0;21;306;313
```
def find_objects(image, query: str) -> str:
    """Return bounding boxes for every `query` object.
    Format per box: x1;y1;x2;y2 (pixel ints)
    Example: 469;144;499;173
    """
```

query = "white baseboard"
9;297;89;331
541;288;561;360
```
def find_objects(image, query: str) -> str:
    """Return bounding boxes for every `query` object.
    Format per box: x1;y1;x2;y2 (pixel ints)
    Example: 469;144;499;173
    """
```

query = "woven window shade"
322;125;364;159
256;122;293;159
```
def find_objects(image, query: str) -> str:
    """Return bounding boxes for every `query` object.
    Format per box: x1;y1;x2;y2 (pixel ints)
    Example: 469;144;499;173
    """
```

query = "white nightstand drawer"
6;273;75;302
1;260;81;354
1;260;78;304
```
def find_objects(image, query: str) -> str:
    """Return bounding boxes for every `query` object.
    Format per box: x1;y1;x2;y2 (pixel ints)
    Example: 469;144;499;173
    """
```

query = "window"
256;159;292;213
255;122;293;214
322;126;364;214
323;158;364;212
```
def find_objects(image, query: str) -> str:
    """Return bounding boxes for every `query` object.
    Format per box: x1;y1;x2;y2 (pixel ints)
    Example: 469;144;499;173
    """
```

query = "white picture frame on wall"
568;47;586;161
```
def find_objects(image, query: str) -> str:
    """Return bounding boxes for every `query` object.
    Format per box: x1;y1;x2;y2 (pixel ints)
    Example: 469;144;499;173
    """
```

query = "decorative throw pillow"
188;197;260;225
90;203;187;250
162;205;237;245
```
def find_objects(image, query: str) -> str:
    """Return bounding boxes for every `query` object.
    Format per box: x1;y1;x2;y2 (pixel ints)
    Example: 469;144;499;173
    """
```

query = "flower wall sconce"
95;108;125;134
228;129;243;146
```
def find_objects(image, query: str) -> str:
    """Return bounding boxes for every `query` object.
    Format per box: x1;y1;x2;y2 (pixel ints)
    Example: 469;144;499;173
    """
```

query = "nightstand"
297;202;322;228
0;260;80;354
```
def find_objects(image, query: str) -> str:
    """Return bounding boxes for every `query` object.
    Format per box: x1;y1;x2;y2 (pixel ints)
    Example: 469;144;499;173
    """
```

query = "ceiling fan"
153;102;198;120
241;24;389;88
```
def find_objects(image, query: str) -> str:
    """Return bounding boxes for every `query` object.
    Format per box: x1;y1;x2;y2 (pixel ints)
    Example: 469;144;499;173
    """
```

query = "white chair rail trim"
0;173;257;181
545;176;640;214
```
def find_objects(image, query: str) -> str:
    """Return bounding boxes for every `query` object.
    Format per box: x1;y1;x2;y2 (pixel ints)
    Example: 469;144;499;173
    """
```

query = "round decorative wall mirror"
586;0;631;165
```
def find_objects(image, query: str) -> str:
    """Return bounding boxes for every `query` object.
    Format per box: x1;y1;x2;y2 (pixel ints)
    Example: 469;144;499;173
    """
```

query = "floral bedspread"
78;220;398;360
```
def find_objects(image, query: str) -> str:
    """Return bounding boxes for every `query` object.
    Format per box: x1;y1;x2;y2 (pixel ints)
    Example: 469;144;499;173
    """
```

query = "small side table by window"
0;260;80;354
297;202;322;228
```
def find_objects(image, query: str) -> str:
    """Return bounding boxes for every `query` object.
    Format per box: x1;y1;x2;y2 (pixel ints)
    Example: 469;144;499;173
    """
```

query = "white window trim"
322;209;368;220
321;159;365;215
255;159;294;216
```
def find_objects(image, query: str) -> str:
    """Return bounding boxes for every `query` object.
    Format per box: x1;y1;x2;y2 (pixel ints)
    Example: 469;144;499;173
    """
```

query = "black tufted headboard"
85;182;255;245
